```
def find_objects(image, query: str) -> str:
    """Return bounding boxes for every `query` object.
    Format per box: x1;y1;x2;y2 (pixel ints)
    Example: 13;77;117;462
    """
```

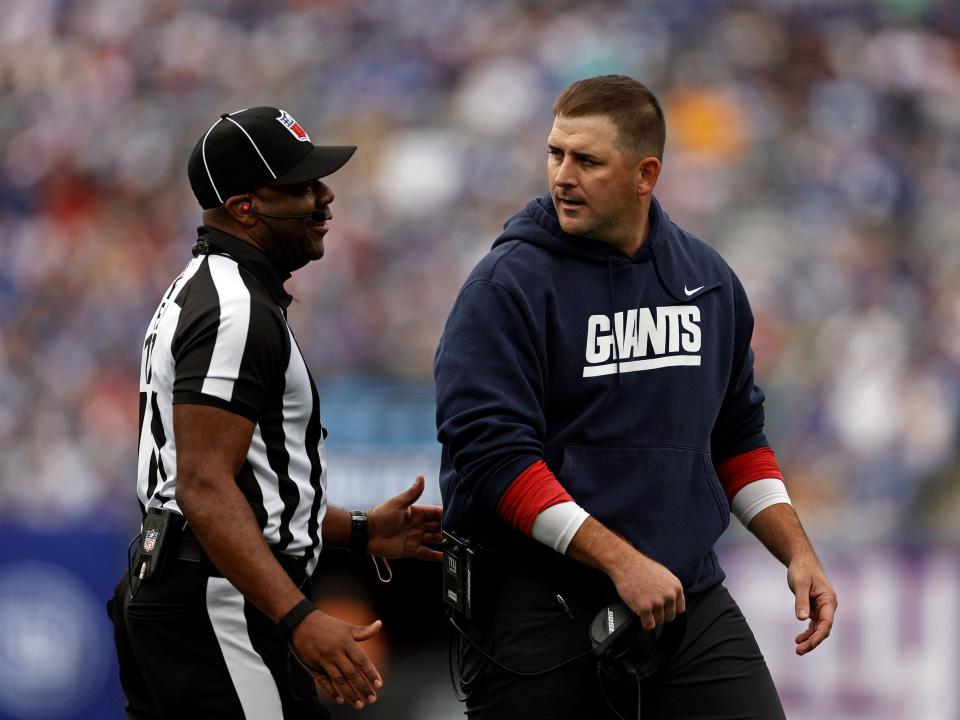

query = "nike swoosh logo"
684;285;704;296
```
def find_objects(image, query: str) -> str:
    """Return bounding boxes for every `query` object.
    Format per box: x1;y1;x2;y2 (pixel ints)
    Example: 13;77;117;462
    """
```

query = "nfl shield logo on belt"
143;529;158;552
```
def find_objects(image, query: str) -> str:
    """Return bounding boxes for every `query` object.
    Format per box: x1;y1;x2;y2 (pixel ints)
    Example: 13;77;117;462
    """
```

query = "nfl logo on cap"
277;109;310;142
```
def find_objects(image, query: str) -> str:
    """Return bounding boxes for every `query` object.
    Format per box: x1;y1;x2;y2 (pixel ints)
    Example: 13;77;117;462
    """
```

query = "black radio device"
442;530;492;620
589;602;687;684
134;507;184;581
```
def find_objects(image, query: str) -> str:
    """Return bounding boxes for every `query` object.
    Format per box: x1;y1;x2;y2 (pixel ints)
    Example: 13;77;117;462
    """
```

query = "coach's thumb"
352;619;382;641
795;584;810;621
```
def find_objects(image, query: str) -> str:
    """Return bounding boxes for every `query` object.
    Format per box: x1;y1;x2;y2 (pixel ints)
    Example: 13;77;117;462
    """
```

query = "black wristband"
349;510;368;554
277;599;316;643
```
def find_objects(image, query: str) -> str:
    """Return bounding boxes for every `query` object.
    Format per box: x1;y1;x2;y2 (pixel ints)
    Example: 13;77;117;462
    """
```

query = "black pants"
455;570;785;720
108;558;328;720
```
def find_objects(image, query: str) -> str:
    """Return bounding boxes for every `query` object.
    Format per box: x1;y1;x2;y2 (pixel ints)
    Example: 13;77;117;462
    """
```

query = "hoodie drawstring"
607;256;622;389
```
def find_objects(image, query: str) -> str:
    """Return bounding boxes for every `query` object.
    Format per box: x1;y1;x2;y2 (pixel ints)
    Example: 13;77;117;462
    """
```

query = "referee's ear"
224;194;258;227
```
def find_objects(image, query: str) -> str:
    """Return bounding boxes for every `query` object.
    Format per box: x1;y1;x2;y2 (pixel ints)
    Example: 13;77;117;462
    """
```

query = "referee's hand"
290;611;383;709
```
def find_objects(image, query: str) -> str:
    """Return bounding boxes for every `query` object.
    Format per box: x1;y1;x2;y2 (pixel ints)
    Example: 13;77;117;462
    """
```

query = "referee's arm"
174;403;383;709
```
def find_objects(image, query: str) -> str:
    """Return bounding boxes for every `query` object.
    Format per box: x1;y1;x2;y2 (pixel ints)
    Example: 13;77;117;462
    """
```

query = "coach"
110;107;441;719
435;76;837;718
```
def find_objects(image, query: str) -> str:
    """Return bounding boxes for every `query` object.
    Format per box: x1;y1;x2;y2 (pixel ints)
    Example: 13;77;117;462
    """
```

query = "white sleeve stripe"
730;477;791;526
531;502;590;554
201;258;250;401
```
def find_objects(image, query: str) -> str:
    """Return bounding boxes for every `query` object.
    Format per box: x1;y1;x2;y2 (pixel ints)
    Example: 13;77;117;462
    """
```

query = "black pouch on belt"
442;530;496;621
133;507;184;582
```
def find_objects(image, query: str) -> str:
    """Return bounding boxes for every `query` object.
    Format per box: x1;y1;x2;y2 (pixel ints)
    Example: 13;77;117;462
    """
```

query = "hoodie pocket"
561;445;730;587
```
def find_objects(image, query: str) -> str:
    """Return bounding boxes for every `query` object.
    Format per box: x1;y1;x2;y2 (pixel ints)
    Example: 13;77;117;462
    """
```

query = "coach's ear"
224;194;257;226
636;156;661;198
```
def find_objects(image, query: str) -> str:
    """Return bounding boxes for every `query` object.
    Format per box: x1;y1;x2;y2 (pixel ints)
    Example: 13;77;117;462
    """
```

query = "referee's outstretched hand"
367;475;443;561
290;610;383;710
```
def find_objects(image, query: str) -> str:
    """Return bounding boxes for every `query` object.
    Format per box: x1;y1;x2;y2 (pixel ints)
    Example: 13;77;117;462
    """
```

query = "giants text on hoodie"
583;305;702;377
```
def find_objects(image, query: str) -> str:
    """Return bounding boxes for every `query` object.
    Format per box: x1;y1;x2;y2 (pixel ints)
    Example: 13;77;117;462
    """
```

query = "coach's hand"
290;610;383;709
566;517;686;631
610;550;686;631
788;556;837;656
367;475;443;561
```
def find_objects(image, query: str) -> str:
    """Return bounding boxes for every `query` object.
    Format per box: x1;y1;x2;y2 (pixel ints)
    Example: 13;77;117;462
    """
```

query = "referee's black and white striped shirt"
137;226;327;574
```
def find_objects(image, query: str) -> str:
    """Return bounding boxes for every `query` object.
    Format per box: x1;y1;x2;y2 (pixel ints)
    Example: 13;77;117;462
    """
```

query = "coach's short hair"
553;75;666;160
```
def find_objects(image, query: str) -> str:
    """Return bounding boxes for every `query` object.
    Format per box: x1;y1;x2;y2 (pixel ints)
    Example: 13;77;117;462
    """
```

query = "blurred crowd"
1;0;959;541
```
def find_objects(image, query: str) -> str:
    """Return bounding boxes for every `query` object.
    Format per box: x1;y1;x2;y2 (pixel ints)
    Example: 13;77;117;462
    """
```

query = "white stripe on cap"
224;115;277;179
205;577;284;718
201;118;225;204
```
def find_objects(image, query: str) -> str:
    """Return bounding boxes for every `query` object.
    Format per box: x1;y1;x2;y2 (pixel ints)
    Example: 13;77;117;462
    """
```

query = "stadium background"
1;0;959;717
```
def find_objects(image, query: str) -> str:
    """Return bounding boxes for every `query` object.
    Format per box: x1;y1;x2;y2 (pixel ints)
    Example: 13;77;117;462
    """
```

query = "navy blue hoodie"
435;194;771;595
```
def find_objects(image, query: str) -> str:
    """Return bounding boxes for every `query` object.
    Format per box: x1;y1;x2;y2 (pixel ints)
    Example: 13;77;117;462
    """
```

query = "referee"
109;107;442;719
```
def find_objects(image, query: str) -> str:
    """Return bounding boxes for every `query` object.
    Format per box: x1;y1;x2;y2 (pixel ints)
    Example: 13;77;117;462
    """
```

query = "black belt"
461;510;619;607
175;532;223;577
176;531;310;585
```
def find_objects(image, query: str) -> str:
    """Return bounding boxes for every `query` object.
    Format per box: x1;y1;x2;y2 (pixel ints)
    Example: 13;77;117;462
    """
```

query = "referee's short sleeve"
171;257;286;422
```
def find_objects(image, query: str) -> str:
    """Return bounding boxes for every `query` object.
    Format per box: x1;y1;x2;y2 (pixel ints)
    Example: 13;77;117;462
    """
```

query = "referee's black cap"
188;107;356;210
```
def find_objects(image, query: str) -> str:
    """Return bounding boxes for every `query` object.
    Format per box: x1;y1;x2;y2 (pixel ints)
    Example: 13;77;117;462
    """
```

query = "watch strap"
349;510;368;554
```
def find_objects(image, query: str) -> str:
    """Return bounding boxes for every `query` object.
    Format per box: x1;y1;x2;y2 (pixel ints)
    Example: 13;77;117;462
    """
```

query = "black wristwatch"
349;510;368;554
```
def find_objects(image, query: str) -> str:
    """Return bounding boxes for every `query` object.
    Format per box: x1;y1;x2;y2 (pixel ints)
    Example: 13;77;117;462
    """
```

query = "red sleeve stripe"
716;447;783;503
496;460;573;535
